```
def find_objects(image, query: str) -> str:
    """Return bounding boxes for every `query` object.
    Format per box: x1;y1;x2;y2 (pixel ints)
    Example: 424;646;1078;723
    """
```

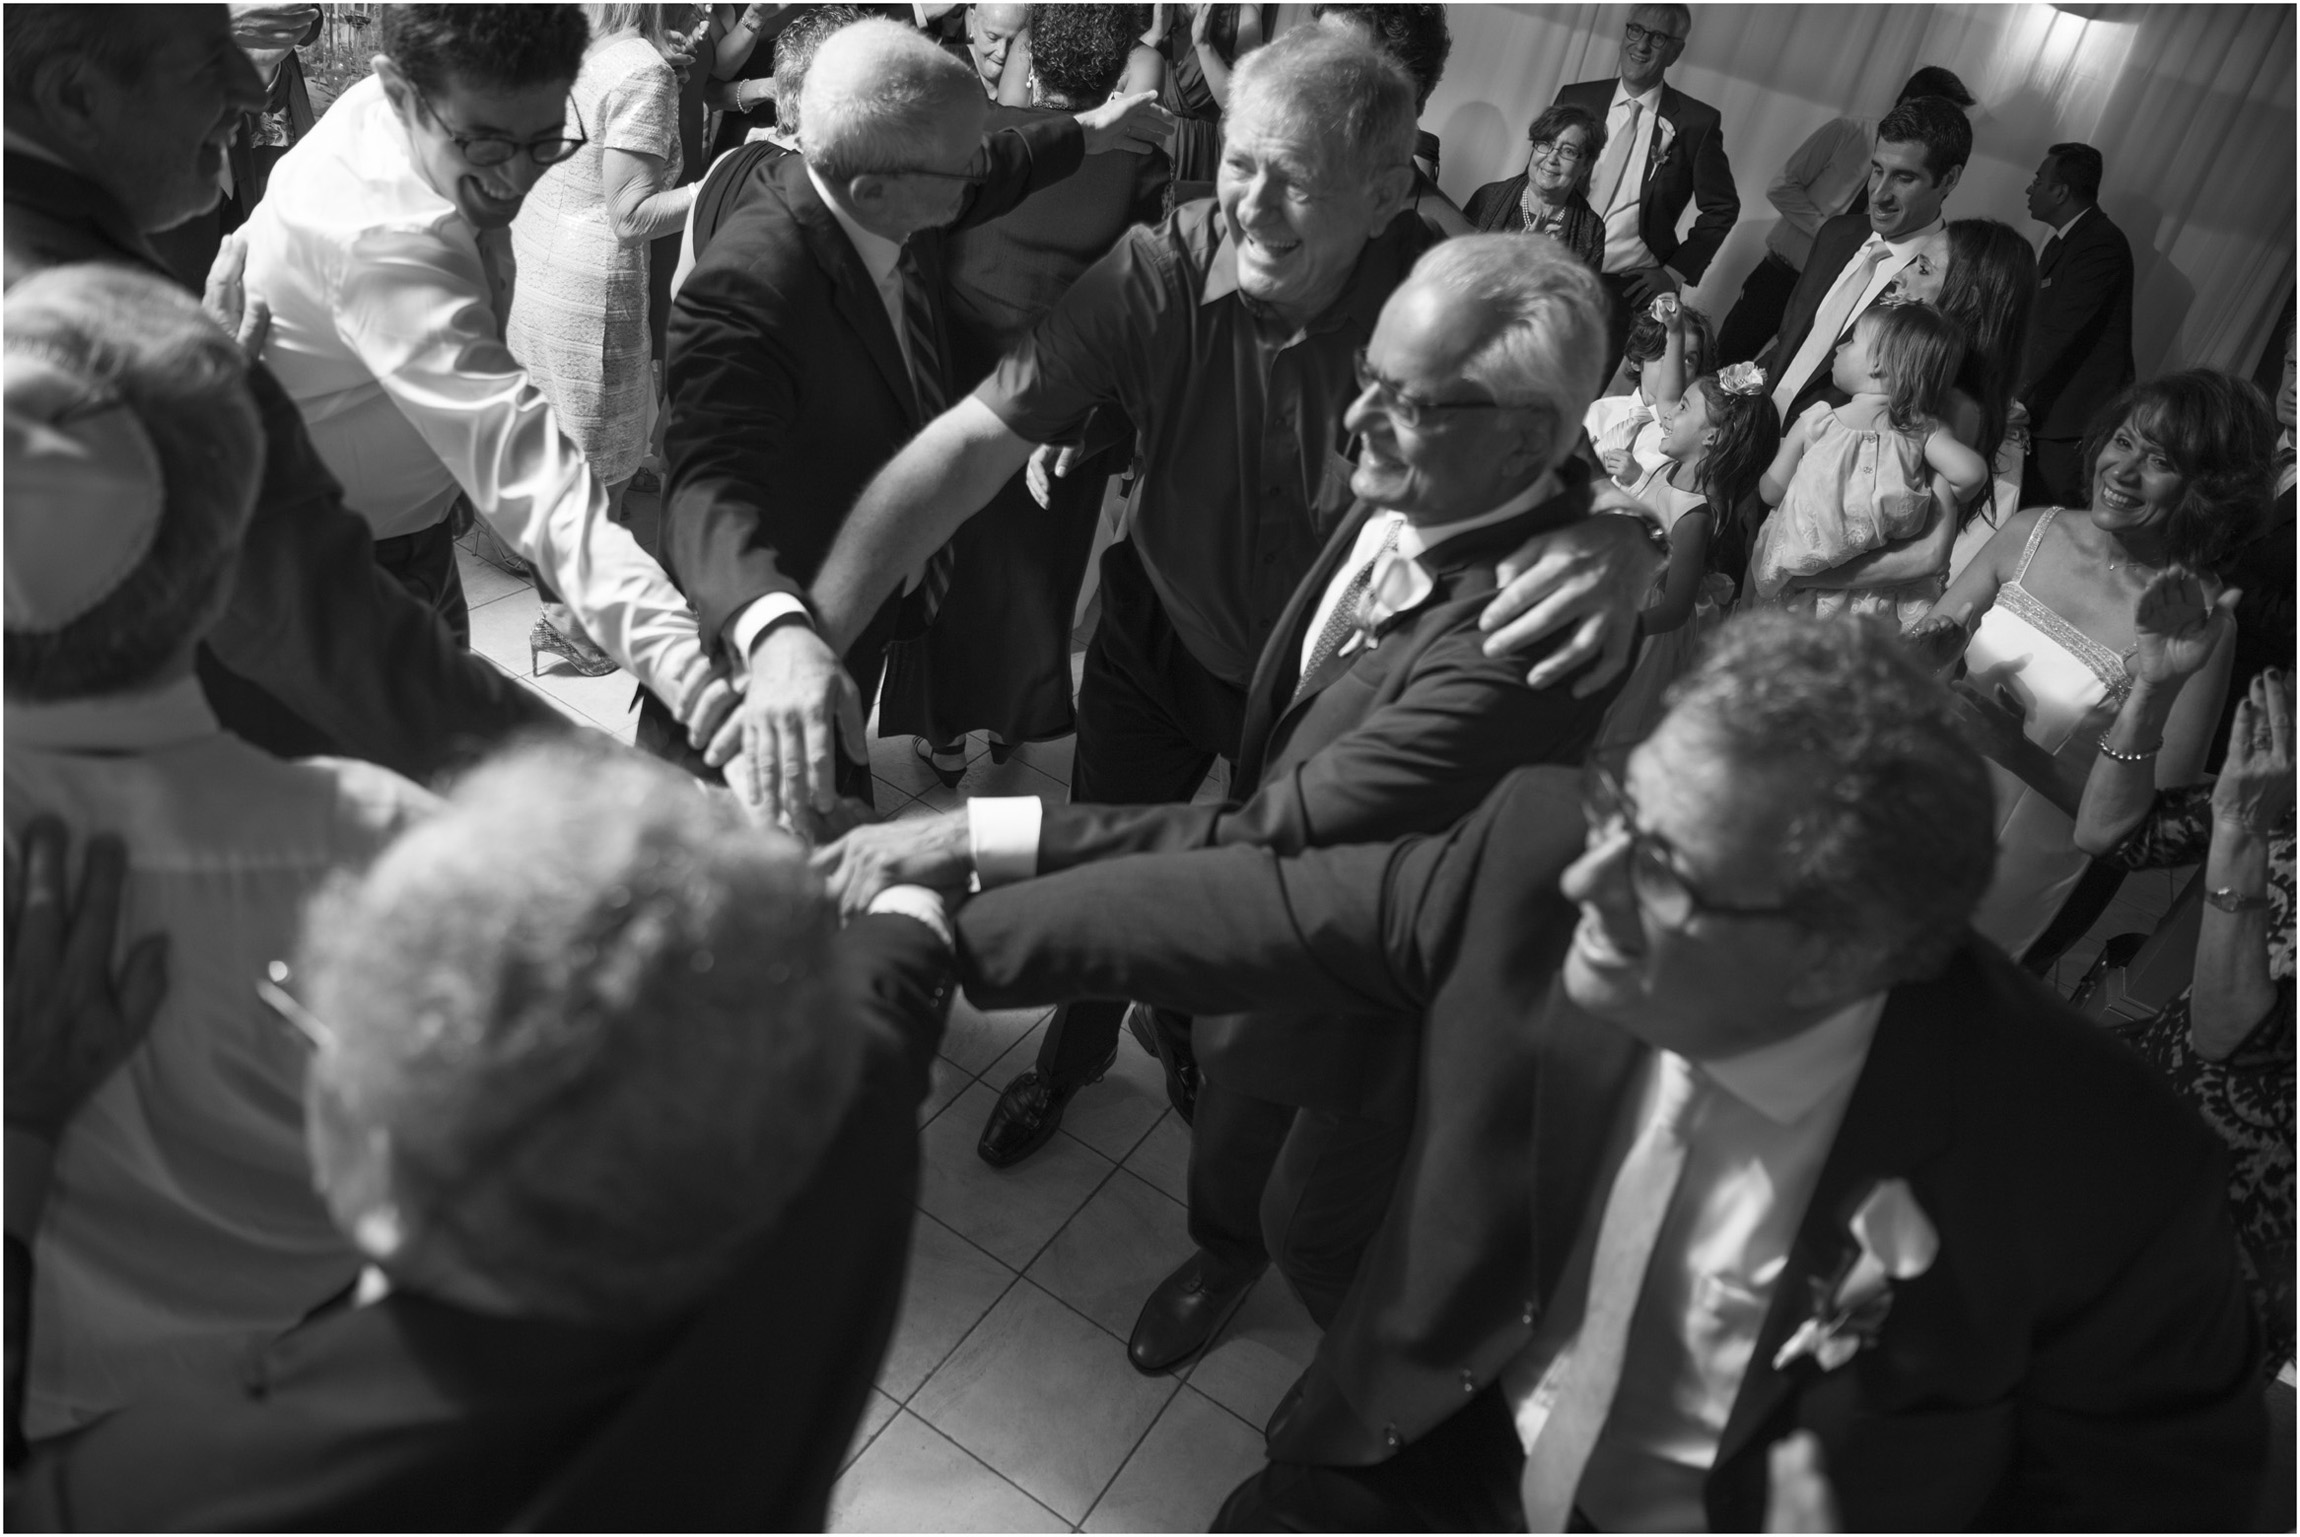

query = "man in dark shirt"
746;26;1661;1165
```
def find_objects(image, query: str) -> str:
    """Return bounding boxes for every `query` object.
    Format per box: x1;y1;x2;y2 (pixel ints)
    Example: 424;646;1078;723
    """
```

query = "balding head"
801;17;987;239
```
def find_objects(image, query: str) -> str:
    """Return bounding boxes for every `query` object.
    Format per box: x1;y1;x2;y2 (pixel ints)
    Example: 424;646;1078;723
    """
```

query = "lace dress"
1964;510;2131;955
2101;784;2295;1370
506;36;678;485
1750;402;1944;626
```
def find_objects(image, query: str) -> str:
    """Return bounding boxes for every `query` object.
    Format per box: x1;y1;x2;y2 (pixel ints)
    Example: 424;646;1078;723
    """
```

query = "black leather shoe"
1129;1251;1262;1374
976;1046;1117;1169
1126;1003;1200;1125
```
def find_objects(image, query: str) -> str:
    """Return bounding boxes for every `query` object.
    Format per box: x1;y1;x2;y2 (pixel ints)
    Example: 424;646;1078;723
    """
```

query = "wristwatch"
2204;886;2274;914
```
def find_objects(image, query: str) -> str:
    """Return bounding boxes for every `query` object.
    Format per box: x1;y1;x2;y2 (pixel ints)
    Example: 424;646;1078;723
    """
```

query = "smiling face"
967;3;1027;92
378;62;578;230
2089;413;2189;537
1528;122;1593;201
1657;378;1712;463
1867;137;1958;242
1618;5;1686;94
1217;99;1398;327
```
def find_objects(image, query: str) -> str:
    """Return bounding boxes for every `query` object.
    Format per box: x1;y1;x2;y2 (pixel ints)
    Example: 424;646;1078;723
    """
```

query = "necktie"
1519;1053;1702;1532
1294;519;1402;703
2038;234;2063;278
1592;100;1644;217
1771;236;1893;418
897;248;956;627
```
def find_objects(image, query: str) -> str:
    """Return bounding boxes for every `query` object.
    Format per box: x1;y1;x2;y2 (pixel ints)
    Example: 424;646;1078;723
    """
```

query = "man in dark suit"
954;614;2265;1531
6;740;958;1531
819;235;1640;1368
2019;142;2135;509
653;16;1166;808
1762;95;1968;429
1553;4;1739;379
1;4;559;782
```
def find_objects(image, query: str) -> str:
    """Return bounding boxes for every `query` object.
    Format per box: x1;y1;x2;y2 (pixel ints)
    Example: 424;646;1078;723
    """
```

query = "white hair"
799;16;982;181
1227;24;1416;186
1404;234;1610;467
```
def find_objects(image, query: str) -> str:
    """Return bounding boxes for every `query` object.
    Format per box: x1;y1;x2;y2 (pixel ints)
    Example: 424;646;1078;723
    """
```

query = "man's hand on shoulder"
706;621;864;826
1076;90;1177;156
1481;504;1666;696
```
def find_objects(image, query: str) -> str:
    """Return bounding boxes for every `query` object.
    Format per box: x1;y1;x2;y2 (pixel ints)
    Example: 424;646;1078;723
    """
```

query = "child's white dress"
1750;402;1944;628
1596;462;1729;754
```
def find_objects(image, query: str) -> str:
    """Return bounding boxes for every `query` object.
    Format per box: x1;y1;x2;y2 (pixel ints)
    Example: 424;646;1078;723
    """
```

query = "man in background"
2018;141;2135;508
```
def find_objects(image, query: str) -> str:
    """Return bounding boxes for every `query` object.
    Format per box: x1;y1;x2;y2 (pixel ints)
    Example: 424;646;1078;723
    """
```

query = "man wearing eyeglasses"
1553;3;1738;380
239;5;738;764
949;611;2264;1531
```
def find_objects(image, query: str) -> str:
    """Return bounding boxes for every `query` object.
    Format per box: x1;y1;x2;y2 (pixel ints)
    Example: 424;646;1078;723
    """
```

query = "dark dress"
876;104;1171;748
1462;171;1606;274
2103;782;2296;1369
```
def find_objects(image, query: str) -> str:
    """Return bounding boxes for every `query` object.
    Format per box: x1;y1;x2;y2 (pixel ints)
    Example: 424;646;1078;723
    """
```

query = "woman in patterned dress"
2078;581;2294;1372
509;4;696;673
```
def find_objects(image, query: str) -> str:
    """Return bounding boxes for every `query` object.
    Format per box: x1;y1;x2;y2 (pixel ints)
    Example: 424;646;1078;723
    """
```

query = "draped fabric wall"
1275;4;2296;380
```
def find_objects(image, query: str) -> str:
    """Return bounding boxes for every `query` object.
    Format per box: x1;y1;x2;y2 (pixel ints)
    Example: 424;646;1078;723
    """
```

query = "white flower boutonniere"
1772;1178;1938;1375
1652;115;1677;164
1350;548;1436;653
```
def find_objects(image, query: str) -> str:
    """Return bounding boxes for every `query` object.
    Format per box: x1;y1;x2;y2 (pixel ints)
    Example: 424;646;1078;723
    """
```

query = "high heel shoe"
530;617;617;677
914;737;967;789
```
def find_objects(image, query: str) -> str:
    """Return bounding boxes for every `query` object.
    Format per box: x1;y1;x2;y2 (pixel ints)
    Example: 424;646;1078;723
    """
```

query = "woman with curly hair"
1908;370;2278;959
1462;103;1607;272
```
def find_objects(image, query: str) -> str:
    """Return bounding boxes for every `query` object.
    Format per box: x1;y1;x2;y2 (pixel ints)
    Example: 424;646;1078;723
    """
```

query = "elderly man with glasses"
950;611;2264;1531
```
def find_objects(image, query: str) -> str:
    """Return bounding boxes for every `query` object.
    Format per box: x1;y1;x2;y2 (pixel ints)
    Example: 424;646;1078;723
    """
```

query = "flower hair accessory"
1716;361;1766;397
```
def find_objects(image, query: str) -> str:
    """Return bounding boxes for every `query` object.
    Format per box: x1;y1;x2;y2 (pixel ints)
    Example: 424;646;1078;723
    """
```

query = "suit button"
1460;1369;1477;1394
1522;1300;1537;1325
1383;1425;1403;1451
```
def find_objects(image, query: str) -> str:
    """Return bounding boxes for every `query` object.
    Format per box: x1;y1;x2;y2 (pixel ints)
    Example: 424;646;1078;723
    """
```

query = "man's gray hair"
1;4;171;108
298;738;869;1325
1662;613;1997;980
1635;3;1693;41
799;16;982;181
1228;25;1416;187
1405;234;1610;468
3;264;261;702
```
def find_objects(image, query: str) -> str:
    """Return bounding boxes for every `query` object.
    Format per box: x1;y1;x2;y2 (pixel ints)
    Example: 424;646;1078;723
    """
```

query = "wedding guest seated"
954;612;2266;1531
1464;103;1608;271
7;738;959;1530
1;264;436;1438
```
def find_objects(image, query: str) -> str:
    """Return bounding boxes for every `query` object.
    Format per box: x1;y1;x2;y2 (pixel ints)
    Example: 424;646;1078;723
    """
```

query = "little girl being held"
1750;301;1988;627
1595;299;1781;751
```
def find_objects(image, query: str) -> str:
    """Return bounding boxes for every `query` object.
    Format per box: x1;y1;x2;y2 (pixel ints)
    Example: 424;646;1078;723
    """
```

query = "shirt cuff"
727;593;813;674
968;796;1043;888
867;884;953;949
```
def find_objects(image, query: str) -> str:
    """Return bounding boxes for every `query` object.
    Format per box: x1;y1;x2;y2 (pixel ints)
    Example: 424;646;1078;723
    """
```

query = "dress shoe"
1129;1250;1262;1374
1126;1002;1200;1125
976;1044;1118;1169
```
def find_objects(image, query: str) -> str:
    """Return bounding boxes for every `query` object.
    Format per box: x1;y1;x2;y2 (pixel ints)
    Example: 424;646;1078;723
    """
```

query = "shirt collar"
1868;216;1946;258
2052;204;2092;241
1694;992;1885;1126
805;162;905;285
5;675;222;755
1611;78;1666;116
1386;472;1560;560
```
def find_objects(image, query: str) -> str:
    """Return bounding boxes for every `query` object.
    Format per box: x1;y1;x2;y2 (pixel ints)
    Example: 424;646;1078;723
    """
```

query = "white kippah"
3;350;165;634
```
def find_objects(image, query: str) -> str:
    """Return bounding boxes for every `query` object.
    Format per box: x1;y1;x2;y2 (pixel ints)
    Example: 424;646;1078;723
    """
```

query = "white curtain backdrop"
1273;3;2296;379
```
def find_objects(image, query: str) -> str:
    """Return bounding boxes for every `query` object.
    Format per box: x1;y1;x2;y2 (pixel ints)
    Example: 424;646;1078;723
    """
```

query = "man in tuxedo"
954;613;2265;1531
653;17;1167;804
7;739;959;1530
817;234;1642;1366
2;4;559;781
1553;4;1739;379
2019;142;2135;509
1762;95;1968;427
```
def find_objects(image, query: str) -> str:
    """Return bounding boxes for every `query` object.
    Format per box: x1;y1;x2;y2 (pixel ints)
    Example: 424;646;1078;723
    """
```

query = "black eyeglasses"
1581;763;1803;928
1530;139;1588;167
1351;349;1529;432
408;80;586;168
1622;21;1684;47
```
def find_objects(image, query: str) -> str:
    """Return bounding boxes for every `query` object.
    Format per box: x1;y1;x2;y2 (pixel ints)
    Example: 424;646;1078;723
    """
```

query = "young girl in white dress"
1750;302;1989;627
1595;302;1782;752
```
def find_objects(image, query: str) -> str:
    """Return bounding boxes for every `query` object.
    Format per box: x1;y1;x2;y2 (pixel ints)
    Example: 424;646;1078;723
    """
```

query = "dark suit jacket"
1552;79;1738;283
958;768;2265;1531
1030;470;1614;1111
1460;174;1606;273
2019;206;2135;443
9;914;955;1532
663;118;1083;660
1763;209;1878;419
2;151;555;781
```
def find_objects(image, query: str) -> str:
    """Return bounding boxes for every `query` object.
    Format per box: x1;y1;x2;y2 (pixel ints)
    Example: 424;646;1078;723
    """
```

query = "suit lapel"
1238;499;1377;777
785;165;917;428
1643;86;1680;189
1530;987;1645;1304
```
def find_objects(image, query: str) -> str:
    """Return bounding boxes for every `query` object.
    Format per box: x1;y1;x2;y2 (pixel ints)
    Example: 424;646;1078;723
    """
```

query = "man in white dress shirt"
240;4;734;756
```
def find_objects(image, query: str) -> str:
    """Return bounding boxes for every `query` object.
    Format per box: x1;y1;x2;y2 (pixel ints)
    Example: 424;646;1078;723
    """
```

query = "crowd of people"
1;1;2291;1530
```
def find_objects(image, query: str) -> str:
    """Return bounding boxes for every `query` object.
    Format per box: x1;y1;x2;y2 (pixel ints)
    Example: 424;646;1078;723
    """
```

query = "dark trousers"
373;518;470;647
2025;436;2088;510
1213;1385;1527;1533
1191;1081;1412;1328
1717;250;1801;366
1596;271;1637;386
1033;540;1248;1087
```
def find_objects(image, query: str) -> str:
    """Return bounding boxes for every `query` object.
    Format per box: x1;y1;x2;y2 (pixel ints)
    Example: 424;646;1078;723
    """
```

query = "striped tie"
899;248;957;629
1293;520;1402;704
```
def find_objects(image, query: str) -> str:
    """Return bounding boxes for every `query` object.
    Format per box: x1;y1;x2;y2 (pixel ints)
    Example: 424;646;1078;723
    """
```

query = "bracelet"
2096;731;2161;763
2205;886;2274;914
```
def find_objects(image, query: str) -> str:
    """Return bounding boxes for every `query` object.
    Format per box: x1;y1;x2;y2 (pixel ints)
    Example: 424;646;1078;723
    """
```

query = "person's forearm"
810;397;1033;651
1794;516;1953;590
714;12;764;76
2075;678;2181;854
607;178;698;246
2190;823;2278;1057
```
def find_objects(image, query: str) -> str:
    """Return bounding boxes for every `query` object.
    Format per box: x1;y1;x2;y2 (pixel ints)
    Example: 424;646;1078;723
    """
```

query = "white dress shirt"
1764;117;1874;270
1505;995;1886;1531
6;677;438;1437
240;76;717;720
1597;80;1667;275
1768;217;1948;419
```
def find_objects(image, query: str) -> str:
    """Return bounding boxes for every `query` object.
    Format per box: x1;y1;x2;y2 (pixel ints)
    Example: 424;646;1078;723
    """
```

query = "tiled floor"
453;504;2189;1531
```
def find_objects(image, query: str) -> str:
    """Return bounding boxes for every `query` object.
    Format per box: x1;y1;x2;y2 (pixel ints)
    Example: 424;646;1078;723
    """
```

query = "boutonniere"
1349;547;1436;652
1652;116;1677;161
1771;1178;1938;1375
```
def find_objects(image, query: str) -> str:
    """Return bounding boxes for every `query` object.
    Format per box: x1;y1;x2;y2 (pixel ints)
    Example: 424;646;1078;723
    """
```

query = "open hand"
1901;612;1969;679
810;811;973;917
2214;670;2294;836
227;1;319;51
6;819;167;1144
1026;441;1084;509
1621;265;1680;310
1480;507;1664;695
201;233;272;359
1076;90;1177;155
706;624;865;824
2131;566;2236;687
